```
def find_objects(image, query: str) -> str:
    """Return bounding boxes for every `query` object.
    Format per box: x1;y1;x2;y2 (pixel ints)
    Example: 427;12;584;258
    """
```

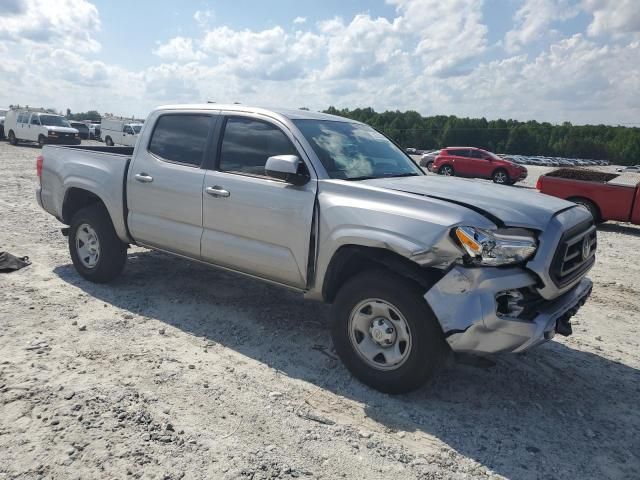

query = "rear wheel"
38;135;47;148
492;169;509;184
330;269;447;394
69;204;127;283
105;136;114;147
438;165;454;176
8;130;17;146
571;198;602;224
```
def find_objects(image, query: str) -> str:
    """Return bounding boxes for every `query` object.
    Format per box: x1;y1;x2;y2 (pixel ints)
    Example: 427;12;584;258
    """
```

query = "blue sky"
1;0;639;125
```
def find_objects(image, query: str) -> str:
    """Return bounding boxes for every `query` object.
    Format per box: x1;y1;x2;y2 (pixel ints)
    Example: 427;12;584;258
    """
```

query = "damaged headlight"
454;226;537;266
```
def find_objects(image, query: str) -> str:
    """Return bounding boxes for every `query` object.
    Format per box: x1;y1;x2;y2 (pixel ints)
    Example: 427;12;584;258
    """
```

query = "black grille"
550;220;597;287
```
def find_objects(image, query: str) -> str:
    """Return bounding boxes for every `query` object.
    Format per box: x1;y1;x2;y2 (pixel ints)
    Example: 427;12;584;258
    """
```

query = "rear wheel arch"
322;245;444;303
62;188;108;225
567;197;602;223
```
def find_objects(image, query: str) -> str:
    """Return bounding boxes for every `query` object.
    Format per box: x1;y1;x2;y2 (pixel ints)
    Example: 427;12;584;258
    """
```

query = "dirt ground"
1;140;639;480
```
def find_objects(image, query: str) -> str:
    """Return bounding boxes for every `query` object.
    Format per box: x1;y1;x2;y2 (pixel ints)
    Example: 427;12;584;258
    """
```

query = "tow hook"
556;317;573;337
61;227;70;237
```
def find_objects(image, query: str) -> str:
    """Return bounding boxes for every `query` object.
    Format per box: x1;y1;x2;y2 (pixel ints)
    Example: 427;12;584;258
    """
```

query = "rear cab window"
148;114;213;167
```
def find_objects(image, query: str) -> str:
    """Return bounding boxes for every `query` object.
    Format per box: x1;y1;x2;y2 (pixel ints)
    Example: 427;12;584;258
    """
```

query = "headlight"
454;226;537;266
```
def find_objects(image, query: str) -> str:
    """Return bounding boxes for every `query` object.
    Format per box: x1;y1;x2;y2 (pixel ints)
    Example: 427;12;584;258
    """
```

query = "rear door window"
449;149;468;157
219;117;298;177
148;115;213;167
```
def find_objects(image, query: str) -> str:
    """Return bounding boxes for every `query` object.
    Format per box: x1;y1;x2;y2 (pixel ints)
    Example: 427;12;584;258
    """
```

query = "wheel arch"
62;187;107;224
322;245;444;303
566;196;602;222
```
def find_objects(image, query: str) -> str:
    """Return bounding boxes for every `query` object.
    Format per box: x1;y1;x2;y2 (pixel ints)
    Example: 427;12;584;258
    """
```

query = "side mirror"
265;155;309;186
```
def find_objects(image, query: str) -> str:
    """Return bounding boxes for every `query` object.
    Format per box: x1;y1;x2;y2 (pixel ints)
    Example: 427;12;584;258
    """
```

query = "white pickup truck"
36;104;595;393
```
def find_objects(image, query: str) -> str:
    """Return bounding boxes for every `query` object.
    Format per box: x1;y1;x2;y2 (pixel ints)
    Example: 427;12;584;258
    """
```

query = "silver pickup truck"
36;105;595;393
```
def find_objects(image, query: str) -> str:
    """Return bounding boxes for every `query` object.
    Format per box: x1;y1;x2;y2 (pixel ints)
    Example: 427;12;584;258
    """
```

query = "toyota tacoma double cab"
36;105;595;393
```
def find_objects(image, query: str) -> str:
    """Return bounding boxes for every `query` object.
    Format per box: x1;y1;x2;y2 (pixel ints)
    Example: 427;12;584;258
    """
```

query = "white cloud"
0;0;101;52
194;9;214;28
293;16;307;25
582;0;640;37
153;37;206;62
320;14;403;79
389;0;488;76
504;0;580;52
201;26;324;80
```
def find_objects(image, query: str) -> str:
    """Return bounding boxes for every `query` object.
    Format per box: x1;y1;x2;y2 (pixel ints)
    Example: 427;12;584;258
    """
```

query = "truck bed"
38;145;133;242
537;169;640;223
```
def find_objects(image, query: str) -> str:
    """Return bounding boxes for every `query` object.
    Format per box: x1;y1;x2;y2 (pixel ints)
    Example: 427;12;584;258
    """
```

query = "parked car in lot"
616;165;640;173
4;108;79;147
101;118;143;147
36;104;595;393
69;121;90;140
0;107;8;140
87;122;101;140
419;150;439;171
433;147;528;184
538;169;640;225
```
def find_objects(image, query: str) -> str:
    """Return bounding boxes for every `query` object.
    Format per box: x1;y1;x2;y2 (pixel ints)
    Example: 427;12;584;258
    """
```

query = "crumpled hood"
362;175;573;228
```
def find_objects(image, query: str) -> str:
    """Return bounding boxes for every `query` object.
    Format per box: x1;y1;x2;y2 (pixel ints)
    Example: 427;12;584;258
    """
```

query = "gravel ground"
1;140;639;480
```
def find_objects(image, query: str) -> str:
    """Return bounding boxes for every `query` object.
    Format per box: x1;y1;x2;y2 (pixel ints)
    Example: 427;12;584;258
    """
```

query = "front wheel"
492;169;510;184
69;204;127;283
330;269;447;394
438;165;454;176
105;136;114;147
38;135;47;148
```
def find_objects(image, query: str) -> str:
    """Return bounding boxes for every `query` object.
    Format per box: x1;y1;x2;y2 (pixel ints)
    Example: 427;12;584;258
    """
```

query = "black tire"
105;136;114;147
571;198;602;224
492;168;509;184
330;269;447;394
438;165;454;176
426;161;434;172
69;204;127;283
38;135;47;148
8;130;17;146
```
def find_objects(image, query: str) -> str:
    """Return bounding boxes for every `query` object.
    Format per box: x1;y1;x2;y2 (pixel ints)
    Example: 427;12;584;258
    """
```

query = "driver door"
201;114;317;288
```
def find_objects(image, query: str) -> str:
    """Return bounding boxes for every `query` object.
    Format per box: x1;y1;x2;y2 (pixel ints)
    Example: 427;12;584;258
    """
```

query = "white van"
4;108;79;147
0;107;9;140
101;118;143;147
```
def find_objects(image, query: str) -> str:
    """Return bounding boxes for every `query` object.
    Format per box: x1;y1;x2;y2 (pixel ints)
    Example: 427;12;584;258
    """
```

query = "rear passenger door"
127;112;218;258
449;149;472;176
200;114;317;288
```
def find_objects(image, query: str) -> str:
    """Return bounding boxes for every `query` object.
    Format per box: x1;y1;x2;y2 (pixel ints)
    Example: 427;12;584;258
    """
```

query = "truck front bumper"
424;266;592;355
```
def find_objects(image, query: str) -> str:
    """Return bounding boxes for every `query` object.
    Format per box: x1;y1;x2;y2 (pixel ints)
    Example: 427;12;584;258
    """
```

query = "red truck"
537;169;640;224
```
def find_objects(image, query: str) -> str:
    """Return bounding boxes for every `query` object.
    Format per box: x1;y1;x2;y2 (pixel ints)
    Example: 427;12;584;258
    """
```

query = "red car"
432;147;528;185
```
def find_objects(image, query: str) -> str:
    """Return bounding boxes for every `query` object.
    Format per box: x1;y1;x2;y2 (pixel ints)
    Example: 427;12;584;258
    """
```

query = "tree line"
323;107;640;165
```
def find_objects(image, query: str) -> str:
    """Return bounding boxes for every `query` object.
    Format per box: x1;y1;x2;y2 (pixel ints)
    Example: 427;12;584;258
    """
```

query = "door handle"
134;173;153;183
205;186;230;198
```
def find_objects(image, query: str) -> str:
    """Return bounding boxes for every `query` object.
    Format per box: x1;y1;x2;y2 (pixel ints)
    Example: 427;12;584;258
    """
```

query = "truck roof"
155;104;359;123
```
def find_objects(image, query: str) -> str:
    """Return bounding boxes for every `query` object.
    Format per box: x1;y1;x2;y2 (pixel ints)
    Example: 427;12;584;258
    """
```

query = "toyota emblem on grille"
581;236;591;260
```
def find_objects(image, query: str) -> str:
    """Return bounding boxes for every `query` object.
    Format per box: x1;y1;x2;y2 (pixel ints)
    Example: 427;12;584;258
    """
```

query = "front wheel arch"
492;168;510;184
438;164;454;176
322;245;444;303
